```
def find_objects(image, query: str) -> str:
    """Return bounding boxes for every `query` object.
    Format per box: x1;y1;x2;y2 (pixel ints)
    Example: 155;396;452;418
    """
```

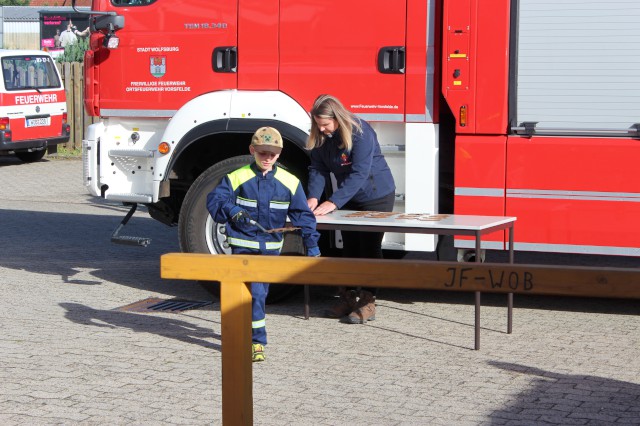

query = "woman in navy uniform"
306;94;396;324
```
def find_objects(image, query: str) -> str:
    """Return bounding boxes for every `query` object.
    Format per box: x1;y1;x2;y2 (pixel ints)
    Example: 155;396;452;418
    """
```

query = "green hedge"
56;38;89;64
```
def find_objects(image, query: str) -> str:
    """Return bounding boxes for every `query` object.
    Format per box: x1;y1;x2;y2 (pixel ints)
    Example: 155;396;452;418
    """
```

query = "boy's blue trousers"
251;282;269;345
232;248;277;346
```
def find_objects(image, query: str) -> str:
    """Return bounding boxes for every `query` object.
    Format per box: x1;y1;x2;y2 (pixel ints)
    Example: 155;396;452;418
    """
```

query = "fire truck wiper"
23;86;42;93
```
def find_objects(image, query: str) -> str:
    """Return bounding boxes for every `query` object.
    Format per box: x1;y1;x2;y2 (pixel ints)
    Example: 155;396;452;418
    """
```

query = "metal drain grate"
115;297;212;313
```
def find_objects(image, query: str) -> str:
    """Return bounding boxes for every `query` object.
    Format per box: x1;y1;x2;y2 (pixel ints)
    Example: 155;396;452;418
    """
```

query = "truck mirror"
91;15;125;33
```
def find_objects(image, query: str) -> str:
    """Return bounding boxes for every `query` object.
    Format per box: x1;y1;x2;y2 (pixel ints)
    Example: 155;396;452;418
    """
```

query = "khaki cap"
251;127;283;152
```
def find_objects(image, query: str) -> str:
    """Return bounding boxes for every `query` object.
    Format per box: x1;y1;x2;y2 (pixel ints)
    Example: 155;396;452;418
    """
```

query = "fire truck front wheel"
177;155;303;304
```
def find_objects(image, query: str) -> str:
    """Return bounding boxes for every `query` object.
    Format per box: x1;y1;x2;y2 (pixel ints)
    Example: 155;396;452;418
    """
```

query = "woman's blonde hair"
306;94;362;151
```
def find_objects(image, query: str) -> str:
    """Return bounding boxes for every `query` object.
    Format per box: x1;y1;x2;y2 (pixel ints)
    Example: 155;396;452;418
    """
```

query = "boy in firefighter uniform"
206;127;321;362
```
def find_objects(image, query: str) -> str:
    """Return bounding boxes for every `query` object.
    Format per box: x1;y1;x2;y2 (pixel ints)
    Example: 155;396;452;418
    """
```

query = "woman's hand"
307;198;318;211
312;201;337;216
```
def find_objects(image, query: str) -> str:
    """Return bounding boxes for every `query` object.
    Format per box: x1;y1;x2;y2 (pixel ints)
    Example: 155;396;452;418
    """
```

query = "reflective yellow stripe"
269;201;289;210
227;238;283;251
227;237;259;249
228;165;255;191
265;241;284;250
237;196;257;208
252;319;266;329
274;167;300;195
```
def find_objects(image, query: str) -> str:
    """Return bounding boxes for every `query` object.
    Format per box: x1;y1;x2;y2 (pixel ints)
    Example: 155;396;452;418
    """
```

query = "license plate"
26;117;50;127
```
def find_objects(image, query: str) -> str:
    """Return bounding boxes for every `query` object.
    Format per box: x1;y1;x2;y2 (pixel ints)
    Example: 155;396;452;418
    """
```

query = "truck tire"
178;155;303;304
457;248;486;263
15;149;46;163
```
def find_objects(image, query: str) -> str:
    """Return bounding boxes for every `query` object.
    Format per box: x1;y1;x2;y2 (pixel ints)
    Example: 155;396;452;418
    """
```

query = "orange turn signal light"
158;142;171;155
459;105;467;127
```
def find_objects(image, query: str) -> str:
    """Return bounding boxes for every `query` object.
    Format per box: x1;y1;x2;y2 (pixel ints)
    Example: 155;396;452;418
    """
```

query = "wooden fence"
56;62;98;151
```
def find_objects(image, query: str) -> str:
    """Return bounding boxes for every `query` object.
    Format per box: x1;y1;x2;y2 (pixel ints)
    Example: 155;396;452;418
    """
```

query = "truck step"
109;149;154;158
111;235;151;247
106;193;153;203
110;203;152;248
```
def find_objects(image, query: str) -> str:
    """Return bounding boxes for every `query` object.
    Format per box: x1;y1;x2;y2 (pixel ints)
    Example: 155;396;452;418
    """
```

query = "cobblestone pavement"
1;156;639;425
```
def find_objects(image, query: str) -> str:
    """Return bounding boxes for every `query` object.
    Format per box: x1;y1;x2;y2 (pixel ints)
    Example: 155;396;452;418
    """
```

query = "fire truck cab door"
279;0;407;116
97;0;238;114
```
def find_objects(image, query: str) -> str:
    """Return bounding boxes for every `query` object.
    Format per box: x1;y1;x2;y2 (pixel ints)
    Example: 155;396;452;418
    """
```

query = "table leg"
475;233;481;350
509;224;515;264
507;293;513;334
304;285;310;320
508;224;515;334
474;291;480;350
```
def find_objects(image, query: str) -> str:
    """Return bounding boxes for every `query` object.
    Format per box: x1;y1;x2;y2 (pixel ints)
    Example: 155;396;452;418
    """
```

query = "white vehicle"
0;50;70;162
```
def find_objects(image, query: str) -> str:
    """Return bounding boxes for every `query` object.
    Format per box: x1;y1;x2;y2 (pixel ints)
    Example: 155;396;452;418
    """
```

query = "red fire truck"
81;0;640;269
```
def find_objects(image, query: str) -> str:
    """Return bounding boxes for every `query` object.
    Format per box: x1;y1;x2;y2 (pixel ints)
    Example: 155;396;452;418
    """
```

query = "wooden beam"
161;253;640;299
160;253;640;425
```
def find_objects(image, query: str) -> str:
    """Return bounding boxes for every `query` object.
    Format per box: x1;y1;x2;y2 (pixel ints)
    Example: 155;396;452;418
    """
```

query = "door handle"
212;46;238;73
377;46;405;74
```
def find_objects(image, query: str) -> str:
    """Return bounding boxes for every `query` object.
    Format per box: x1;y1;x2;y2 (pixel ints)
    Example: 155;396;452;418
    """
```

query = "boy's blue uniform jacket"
307;119;395;208
207;162;320;253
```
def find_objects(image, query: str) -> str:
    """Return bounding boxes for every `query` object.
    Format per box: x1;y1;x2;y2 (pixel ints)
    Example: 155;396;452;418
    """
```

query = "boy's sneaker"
252;343;265;362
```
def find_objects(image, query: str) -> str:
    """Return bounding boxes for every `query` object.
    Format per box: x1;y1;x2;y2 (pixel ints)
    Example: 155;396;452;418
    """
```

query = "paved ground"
1;156;639;425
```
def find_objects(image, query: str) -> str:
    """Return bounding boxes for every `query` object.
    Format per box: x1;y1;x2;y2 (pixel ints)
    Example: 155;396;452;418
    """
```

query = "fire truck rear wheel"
457;248;486;263
178;155;303;304
15;149;46;163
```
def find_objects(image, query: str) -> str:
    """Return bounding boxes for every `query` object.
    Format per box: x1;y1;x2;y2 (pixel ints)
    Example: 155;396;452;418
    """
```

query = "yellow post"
220;280;253;426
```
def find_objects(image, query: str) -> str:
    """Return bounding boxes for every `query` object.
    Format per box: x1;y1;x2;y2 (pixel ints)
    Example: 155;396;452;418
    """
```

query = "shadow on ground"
488;361;640;424
60;302;221;350
0;208;205;299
